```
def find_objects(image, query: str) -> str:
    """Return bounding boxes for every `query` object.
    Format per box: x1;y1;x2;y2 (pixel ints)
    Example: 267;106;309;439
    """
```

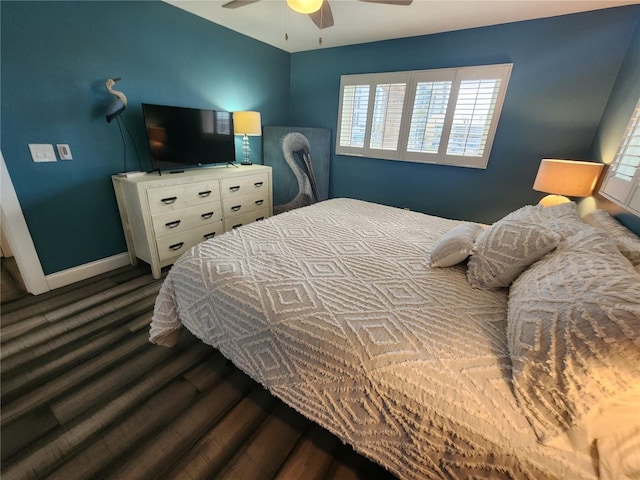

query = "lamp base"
538;194;571;207
240;134;253;166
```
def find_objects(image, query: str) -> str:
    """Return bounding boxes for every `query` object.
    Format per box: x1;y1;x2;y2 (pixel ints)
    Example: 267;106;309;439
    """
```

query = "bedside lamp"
533;159;604;207
233;111;262;165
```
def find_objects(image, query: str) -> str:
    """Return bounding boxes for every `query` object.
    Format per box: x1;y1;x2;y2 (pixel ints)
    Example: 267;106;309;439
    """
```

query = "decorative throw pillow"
538;201;589;239
507;228;640;444
583;209;640;266
467;205;561;289
430;222;483;267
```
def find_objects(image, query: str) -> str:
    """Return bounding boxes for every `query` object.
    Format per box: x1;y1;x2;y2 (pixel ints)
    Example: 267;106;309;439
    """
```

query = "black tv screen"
142;103;236;170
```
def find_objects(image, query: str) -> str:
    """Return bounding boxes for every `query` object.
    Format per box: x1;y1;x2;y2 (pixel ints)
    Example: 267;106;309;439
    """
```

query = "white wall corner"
1;151;50;295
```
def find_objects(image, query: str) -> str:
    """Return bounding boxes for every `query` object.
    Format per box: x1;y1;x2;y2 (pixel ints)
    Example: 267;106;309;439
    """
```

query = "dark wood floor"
1;263;399;480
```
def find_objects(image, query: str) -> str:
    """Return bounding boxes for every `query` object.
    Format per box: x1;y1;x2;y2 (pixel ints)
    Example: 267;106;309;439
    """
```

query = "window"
600;97;640;215
336;64;512;169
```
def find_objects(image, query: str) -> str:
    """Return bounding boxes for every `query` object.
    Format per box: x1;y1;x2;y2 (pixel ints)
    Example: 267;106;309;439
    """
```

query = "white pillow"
430;222;483;267
467;205;561;289
507;228;640;444
582;209;640;266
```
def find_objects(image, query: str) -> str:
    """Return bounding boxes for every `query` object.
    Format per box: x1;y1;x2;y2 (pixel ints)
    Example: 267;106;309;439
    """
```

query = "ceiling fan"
221;0;413;30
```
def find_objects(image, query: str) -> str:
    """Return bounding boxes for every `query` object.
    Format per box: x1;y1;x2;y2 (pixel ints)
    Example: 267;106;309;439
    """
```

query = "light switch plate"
57;144;72;160
29;144;57;162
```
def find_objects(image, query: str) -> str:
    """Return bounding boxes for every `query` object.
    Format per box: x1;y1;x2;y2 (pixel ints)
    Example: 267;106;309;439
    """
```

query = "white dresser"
112;164;272;279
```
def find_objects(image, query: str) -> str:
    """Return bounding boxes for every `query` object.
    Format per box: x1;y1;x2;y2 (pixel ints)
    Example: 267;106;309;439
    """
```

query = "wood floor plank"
0;279;115;328
108;370;254;480
1;313;153;399
49;334;194;425
0;264;147;317
1;328;151;425
214;401;311;480
125;311;153;332
181;350;232;392
45;379;201;480
1;295;157;374
0;406;59;463
104;367;256;480
1;275;155;338
326;445;398;480
1;342;212;480
273;423;340;480
1;282;160;359
163;386;276;480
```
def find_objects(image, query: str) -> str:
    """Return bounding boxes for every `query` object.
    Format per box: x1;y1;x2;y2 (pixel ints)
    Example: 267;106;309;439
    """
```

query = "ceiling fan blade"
309;1;334;29
222;0;261;9
360;0;413;5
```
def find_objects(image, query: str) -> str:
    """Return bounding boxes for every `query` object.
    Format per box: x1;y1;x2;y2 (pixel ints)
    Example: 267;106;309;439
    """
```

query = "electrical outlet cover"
29;144;57;162
57;144;72;160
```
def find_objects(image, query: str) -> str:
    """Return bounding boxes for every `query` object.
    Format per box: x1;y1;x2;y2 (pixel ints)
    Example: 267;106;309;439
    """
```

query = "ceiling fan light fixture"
287;0;323;14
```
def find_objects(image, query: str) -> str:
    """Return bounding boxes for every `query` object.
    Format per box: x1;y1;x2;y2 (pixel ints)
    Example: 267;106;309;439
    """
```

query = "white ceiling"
164;0;639;53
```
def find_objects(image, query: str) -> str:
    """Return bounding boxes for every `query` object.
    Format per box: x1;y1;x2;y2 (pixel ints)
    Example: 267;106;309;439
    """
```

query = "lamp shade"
233;111;262;136
287;0;323;14
533;159;604;198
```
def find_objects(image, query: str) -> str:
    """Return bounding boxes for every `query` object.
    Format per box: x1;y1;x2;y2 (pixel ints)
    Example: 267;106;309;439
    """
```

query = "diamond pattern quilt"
150;198;595;480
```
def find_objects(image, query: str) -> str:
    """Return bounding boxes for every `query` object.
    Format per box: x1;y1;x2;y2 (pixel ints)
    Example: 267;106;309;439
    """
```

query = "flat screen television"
141;103;236;171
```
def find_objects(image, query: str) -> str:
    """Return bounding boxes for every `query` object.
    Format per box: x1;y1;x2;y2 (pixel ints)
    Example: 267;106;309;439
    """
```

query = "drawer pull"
165;220;181;229
203;232;216;240
198;190;212;197
255;199;264;206
201;212;214;219
232;223;243;229
231;205;242;212
169;242;184;251
256;217;265;221
229;186;240;192
161;196;177;205
254;181;264;187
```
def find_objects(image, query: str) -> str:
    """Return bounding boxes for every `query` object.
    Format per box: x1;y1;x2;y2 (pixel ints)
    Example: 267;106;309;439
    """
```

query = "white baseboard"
46;253;132;291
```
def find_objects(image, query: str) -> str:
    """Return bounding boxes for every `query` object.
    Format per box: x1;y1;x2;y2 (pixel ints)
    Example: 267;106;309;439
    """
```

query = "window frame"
599;96;640;215
336;63;513;169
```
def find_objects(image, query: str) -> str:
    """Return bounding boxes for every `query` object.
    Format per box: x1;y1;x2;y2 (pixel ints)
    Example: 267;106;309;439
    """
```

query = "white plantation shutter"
336;63;512;168
339;83;370;149
601;97;640;215
407;81;452;154
446;79;501;157
370;83;406;151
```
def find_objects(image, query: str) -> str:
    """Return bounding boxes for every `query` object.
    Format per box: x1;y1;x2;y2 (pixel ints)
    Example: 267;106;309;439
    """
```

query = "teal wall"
2;2;640;275
1;1;290;274
290;5;640;223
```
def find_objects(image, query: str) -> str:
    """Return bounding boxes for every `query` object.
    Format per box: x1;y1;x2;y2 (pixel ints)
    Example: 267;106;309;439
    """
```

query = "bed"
150;198;640;480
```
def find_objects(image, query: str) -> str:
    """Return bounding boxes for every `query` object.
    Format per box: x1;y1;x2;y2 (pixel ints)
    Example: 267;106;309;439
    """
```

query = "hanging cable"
285;1;289;41
115;115;127;172
319;1;323;45
120;116;144;172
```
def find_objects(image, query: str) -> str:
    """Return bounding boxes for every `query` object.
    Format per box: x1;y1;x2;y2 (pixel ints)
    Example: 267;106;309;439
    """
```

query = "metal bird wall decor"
105;77;127;123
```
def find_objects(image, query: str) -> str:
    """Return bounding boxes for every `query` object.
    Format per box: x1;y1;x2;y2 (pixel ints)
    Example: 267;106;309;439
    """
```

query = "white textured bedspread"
150;198;595;480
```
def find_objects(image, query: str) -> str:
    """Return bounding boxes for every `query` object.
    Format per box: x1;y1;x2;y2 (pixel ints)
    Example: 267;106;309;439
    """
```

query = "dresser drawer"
220;173;269;200
156;221;224;261
224;207;270;232
147;181;220;214
222;191;269;218
151;201;223;238
113;165;272;279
